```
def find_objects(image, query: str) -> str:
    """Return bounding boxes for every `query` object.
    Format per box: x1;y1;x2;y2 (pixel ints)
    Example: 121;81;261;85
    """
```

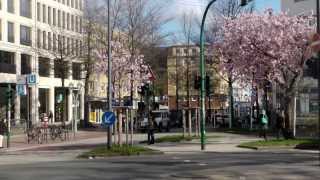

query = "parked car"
138;110;170;132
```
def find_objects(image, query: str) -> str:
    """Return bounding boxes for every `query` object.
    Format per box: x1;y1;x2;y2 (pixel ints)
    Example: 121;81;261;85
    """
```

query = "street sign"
102;112;116;126
16;84;27;96
27;74;37;85
17;75;26;85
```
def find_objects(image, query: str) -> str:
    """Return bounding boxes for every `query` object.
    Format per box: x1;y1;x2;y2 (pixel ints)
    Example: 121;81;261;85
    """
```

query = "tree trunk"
84;70;91;128
228;80;234;128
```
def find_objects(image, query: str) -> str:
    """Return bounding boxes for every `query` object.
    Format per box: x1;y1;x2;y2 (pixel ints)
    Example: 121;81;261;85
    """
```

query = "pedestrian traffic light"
305;57;318;78
194;75;201;90
206;76;211;94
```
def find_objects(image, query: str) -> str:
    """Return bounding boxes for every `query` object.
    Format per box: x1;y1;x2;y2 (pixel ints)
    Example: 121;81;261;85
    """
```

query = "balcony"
0;63;16;74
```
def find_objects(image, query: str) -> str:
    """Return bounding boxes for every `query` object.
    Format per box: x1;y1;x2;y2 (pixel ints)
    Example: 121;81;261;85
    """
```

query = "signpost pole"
107;0;113;149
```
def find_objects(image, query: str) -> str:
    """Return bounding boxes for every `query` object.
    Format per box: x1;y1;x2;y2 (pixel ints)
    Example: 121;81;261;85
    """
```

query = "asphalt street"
0;150;319;180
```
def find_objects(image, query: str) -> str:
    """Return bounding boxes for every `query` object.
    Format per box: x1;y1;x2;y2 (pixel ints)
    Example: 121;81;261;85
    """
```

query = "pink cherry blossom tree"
95;41;150;104
216;10;314;131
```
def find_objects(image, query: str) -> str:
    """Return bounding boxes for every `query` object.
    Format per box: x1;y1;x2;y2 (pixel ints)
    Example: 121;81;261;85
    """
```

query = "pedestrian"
147;113;155;145
0;119;7;148
259;110;268;141
276;110;285;139
48;110;53;124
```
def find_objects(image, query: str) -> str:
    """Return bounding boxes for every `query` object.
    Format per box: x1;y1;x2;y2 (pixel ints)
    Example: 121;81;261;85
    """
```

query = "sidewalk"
0;130;108;152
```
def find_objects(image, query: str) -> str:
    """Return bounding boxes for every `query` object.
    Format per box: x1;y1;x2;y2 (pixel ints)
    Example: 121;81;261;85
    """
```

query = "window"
72;63;81;80
37;2;41;21
20;0;31;18
79;17;82;33
75;0;78;9
58;10;61;27
67;0;70;6
37;29;41;48
0;50;15;74
42;31;46;49
38;57;50;77
71;0;74;8
0;19;2;41
42;4;46;23
75;16;78;32
79;0;82;10
54;60;68;78
7;22;14;43
21;54;32;74
67;13;70;30
53;8;56;26
20;25;31;46
53;33;56;51
71;15;74;31
48;32;51;50
62;11;65;29
0;50;15;64
67;37;70;54
48;7;51;24
7;0;14;13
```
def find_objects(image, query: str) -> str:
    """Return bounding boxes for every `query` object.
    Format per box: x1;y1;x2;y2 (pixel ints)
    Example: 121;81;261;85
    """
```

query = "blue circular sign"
102;112;116;126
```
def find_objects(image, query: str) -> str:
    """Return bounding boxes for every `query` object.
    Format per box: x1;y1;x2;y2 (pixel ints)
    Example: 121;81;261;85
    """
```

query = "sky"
163;0;280;44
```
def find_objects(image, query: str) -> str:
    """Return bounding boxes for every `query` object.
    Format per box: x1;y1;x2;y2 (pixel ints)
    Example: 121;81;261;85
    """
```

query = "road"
0;151;319;180
0;132;319;180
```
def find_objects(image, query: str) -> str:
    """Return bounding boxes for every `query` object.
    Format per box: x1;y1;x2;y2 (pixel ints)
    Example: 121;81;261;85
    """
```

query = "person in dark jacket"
0;119;7;148
147;113;155;145
276;110;285;139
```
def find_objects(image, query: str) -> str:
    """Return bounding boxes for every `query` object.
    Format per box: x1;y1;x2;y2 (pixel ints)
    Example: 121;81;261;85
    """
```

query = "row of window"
0;0;82;34
37;29;83;56
0;19;32;45
0;0;32;18
0;50;82;80
0;19;83;56
37;2;83;33
53;0;83;11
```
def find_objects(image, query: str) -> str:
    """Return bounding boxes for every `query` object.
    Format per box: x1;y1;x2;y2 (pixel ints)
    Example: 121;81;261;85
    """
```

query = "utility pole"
107;0;113;149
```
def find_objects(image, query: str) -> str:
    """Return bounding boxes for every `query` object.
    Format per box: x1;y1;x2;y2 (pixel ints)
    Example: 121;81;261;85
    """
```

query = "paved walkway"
146;133;260;153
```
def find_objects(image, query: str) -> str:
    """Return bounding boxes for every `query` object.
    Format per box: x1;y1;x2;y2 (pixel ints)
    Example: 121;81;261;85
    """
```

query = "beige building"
280;0;318;131
281;0;316;16
0;0;84;126
166;45;228;111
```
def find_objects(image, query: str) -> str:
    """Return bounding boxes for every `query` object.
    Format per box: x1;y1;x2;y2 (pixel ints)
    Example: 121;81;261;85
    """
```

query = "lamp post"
199;0;251;150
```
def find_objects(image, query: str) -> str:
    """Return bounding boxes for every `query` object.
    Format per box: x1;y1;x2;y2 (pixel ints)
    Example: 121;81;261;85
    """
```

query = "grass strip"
140;135;222;144
238;139;320;150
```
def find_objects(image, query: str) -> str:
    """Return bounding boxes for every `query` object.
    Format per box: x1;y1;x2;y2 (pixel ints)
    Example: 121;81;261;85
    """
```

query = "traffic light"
6;89;14;100
305;57;318;78
194;75;201;90
206;76;211;94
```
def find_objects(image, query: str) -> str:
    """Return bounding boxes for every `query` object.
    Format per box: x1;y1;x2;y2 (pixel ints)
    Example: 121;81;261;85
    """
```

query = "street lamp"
199;0;252;150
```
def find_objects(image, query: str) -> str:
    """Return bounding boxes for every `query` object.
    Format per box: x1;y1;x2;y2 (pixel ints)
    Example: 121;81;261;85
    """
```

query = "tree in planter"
217;10;313;134
95;41;150;145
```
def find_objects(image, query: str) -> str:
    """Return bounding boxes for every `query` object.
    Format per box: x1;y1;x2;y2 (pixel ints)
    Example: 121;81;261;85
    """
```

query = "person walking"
0;119;7;148
276;110;285;139
147;113;155;145
259;110;268;141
